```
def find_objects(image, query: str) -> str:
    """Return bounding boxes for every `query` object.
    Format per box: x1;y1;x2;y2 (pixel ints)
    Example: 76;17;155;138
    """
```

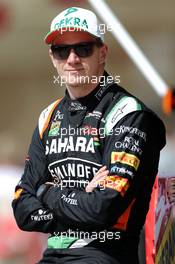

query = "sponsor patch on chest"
45;136;95;155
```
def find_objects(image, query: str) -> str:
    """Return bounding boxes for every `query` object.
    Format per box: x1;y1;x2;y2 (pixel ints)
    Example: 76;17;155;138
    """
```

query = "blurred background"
0;0;174;263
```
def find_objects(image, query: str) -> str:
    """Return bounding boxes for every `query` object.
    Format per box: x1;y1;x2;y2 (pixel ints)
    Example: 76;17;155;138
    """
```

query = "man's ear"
49;49;57;68
99;44;108;64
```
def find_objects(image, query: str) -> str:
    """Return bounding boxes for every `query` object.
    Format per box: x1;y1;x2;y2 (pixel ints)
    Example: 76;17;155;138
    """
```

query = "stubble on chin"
64;73;90;87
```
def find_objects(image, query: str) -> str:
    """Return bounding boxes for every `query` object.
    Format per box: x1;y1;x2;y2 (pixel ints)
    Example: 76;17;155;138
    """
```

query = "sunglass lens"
75;43;94;57
51;46;71;59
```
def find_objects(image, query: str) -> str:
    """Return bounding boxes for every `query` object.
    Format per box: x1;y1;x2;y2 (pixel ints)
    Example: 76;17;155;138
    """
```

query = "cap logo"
45;7;102;44
64;7;78;16
54;17;88;30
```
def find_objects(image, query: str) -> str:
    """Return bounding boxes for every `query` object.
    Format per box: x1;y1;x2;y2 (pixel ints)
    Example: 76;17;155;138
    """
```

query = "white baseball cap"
44;7;104;44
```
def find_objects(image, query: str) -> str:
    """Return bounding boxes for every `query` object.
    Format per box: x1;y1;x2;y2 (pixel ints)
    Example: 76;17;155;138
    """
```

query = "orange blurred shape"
163;88;175;114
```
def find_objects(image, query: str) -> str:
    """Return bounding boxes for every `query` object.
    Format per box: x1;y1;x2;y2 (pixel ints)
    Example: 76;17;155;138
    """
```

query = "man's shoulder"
38;98;63;139
109;83;160;117
104;83;165;135
105;84;145;120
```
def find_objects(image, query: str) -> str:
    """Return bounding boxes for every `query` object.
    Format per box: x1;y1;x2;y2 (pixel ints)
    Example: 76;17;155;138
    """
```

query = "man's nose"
67;49;81;64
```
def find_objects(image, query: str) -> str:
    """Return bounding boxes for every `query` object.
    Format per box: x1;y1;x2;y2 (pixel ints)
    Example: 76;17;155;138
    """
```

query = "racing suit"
12;71;166;264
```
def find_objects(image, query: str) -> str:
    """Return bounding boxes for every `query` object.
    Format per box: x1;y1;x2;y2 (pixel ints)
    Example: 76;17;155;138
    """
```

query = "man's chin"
66;81;85;88
66;76;89;87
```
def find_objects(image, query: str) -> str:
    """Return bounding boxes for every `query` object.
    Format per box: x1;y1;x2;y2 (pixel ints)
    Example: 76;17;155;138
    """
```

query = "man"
12;6;166;264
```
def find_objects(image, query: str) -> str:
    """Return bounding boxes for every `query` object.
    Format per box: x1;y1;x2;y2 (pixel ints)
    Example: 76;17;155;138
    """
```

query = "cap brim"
44;28;102;45
45;28;88;45
44;30;61;45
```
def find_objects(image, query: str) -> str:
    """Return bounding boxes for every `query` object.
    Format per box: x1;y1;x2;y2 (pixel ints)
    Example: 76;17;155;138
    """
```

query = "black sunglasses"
50;41;102;60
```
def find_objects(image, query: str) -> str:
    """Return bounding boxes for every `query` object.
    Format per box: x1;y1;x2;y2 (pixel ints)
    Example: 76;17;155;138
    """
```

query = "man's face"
49;31;108;88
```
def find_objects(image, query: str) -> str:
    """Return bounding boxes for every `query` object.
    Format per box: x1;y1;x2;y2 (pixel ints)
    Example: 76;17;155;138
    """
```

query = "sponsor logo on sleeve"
110;165;134;178
114;136;143;155
103;175;129;196
111;151;140;171
31;209;53;221
114;125;147;141
61;193;78;205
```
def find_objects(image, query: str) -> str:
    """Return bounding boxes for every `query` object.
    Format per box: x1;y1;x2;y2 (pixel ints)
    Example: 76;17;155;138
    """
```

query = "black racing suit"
12;72;166;264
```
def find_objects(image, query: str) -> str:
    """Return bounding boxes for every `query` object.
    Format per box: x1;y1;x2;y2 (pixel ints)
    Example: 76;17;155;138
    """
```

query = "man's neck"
66;83;98;100
66;69;105;100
